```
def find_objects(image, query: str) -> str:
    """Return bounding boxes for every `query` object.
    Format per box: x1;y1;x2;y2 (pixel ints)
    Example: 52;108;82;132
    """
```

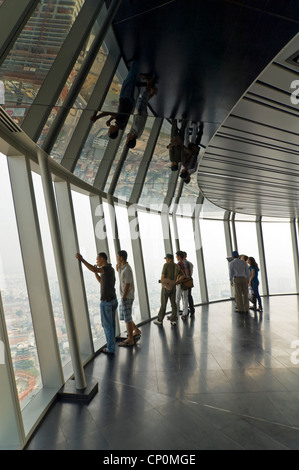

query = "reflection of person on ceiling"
125;75;157;149
180;121;203;184
167;119;187;171
90;60;153;141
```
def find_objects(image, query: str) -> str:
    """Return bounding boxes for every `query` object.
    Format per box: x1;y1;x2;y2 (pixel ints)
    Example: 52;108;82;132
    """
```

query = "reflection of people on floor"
90;60;142;139
168;119;187;171
126;75;157;149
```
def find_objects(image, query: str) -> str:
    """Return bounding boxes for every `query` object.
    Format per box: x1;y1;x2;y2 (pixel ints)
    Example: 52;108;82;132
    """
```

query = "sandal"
118;341;134;347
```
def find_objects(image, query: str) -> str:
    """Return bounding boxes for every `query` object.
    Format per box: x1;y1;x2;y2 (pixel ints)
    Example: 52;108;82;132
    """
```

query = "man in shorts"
116;250;141;346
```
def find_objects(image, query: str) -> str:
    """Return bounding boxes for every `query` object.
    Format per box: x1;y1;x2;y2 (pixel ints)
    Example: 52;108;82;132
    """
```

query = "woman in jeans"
247;257;263;311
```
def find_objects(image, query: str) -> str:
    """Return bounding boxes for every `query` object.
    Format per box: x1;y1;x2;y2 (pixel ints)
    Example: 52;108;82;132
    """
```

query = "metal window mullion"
54;180;94;359
42;0;122;155
7;154;64;389
256;216;269;296
61;51;121;172
0;0;39;67
21;0;106;141
230;212;238;251
37;149;86;390
223;210;234;297
130;117;163;205
161;207;173;255
106;193;121;337
90;194;111;257
128;209;151;321
193;196;208;304
170;179;184;253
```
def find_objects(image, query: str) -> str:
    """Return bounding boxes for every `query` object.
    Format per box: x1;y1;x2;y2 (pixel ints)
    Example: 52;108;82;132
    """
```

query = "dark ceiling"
109;0;299;217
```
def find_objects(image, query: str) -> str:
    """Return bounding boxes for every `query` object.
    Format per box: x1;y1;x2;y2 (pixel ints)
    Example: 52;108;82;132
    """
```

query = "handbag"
161;278;176;291
181;277;194;290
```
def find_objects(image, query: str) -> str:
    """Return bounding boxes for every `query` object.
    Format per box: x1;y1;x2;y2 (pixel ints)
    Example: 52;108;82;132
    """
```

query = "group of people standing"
154;251;195;326
75;248;196;354
229;251;263;313
75;250;141;355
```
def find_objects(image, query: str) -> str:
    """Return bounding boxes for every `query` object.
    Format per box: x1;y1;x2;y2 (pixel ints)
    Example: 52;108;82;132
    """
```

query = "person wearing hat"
229;251;250;313
154;254;184;326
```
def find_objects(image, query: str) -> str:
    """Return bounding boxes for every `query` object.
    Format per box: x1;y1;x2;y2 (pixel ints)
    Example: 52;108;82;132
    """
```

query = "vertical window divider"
256;215;269;296
54;180;94;360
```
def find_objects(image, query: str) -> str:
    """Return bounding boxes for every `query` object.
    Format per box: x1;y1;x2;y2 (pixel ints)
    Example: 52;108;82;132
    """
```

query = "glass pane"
0;0;85;126
103;115;134;193
235;212;257;221
178;175;201;216
199;198;226;219
200;219;231;300
139;119;172;210
114;204;141;324
114;116;155;201
49;108;83;162
176;217;202;304
39;37;108;158
31;172;70;367
102;201;117;268
0;154;42;407
262;221;296;294
138;211;166;317
71;190;105;346
74;114;110;184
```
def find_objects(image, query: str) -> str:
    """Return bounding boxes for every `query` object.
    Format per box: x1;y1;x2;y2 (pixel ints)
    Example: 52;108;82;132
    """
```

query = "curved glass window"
139;120;172;210
138;211;165;317
262;220;296;294
115;204;141;324
200;218;230;300
31;172;70;367
176;216;201;304
71;190;105;345
0;155;42;406
114;116;156;202
234;220;263;293
0;0;85;126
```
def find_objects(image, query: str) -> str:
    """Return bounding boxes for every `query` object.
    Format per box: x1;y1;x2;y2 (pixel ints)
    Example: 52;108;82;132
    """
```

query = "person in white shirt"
116;250;141;346
229;251;250;313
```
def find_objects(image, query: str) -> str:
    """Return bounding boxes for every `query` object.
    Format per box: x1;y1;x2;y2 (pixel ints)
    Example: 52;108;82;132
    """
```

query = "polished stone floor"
26;295;299;450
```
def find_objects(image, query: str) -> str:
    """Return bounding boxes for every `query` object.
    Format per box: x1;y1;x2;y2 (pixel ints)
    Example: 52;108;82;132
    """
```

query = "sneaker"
181;315;187;320
153;319;163;326
170;321;177;326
